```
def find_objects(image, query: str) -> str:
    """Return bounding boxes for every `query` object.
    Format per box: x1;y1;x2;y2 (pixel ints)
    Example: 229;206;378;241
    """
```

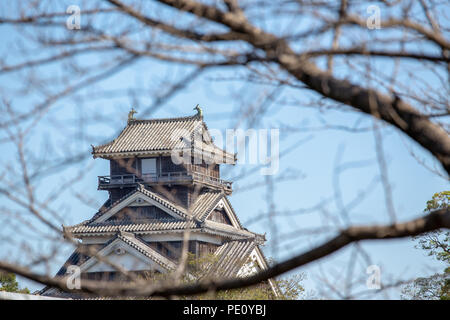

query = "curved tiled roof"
92;115;235;163
93;116;201;154
188;190;243;228
189;190;224;220
202;220;260;240
204;240;257;279
64;219;263;241
70;184;189;228
67;220;197;234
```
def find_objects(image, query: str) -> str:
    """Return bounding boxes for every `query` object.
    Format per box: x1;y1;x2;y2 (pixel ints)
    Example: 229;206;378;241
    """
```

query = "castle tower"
40;109;275;297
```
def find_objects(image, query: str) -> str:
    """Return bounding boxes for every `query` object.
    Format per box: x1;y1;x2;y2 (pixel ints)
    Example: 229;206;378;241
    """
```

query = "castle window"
141;158;157;176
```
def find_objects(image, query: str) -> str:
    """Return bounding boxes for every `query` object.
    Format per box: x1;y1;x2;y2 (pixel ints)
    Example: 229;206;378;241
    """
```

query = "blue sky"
0;1;448;298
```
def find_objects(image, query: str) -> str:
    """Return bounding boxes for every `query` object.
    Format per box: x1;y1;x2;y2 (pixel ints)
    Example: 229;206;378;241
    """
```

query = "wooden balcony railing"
191;171;232;191
98;174;138;185
98;171;232;192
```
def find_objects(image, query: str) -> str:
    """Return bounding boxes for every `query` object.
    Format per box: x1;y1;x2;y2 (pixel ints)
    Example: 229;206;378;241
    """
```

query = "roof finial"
128;107;137;123
193;104;203;118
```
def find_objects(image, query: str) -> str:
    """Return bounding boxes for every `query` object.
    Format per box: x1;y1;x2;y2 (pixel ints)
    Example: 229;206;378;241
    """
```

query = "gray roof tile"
92;115;235;163
189;190;224;220
67;220;197;234
205;240;257;279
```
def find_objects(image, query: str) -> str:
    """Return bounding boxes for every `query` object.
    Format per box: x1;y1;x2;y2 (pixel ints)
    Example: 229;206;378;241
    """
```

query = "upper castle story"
91;108;236;202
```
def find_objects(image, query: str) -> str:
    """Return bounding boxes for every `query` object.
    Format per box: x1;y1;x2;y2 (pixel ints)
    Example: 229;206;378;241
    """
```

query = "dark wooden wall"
160;156;187;173
146;240;220;261
107;156;223;208
106;206;175;222
147;241;183;260
196;241;220;257
110;158;137;175
110;156;220;178
109;187;135;204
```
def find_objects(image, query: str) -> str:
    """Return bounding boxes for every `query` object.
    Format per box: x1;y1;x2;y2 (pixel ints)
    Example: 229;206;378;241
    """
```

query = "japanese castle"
40;108;275;297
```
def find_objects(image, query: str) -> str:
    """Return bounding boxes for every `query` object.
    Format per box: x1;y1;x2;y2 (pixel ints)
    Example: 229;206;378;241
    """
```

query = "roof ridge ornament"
128;107;137;123
193;104;203;119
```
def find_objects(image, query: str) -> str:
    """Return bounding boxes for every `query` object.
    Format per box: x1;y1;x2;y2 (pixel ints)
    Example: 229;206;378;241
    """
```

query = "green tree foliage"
402;268;449;300
0;272;30;293
416;191;450;263
188;253;306;300
402;192;449;300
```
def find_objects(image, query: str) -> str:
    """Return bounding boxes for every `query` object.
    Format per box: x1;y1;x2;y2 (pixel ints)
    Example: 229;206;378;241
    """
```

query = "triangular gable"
206;206;232;225
203;197;242;230
79;233;176;274
105;205;175;222
190;191;242;229
93;187;187;224
54;244;104;276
